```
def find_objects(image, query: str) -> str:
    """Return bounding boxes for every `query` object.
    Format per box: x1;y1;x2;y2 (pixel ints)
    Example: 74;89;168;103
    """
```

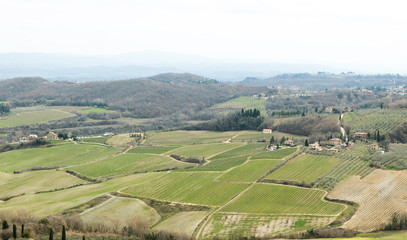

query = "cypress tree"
49;228;53;240
21;224;24;235
82;235;85;240
305;139;309;146
377;129;380;142
62;226;66;240
2;220;9;230
13;224;17;239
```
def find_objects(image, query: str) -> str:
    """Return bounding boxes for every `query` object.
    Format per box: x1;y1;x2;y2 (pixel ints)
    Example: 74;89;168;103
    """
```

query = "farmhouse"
309;142;322;151
46;131;58;140
329;138;342;146
131;132;144;138
19;137;29;143
353;132;368;139
369;143;380;150
262;129;272;134
324;107;333;113
103;132;115;137
327;147;339;153
284;139;294;146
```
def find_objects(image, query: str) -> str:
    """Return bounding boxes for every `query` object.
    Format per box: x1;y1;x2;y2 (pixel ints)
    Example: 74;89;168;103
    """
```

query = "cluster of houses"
18;131;58;143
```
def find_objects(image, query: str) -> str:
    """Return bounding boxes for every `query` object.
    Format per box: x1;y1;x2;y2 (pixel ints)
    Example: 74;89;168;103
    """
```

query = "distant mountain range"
0;51;344;82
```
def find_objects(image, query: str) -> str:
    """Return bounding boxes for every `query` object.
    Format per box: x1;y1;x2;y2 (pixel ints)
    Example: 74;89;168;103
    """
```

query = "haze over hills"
0;51;345;82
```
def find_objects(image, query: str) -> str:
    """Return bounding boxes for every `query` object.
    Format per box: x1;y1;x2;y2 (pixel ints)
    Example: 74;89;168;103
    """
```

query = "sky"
1;0;407;73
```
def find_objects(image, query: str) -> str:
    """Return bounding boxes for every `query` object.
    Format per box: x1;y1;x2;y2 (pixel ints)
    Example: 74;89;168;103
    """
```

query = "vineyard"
182;156;248;172
144;130;238;145
128;145;179;154
328;169;407;232
68;153;194;178
209;143;266;160
167;143;244;159
264;154;342;185
203;214;336;239
122;172;249;206
218;160;281;183
344;109;407;133
251;147;298;160
221;183;345;215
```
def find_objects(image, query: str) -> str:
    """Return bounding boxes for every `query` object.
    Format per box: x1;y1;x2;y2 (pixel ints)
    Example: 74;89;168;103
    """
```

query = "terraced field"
122;172;249;206
219;160;281;183
265;154;342;184
221;184;345;215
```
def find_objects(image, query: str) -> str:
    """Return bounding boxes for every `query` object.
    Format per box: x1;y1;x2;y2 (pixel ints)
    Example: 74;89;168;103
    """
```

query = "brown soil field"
328;169;407;232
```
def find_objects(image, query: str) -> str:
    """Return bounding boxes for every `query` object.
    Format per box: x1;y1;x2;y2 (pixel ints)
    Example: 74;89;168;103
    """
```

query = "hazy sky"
1;0;407;72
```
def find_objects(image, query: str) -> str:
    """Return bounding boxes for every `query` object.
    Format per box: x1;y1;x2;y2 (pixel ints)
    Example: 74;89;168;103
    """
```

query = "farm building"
262;129;272;134
369;143;380;150
284;139;294;146
353;132;368;139
131;132;144;138
309;142;322;151
19;137;29;143
28;134;38;140
329;138;342;146
324;107;333;113
327;147;339;153
46;131;58;140
103;132;115;137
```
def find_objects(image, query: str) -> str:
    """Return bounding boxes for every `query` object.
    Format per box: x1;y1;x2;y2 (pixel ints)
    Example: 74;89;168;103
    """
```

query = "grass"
0;170;87;199
0;172;164;216
264;154;342;185
80;137;109;144
81;197;161;227
79;108;114;114
221;184;345;215
251;148;298;160
218;160;281;183
153;211;208;236
210;143;266;160
144;130;238;145
128;146;179;154
0;143;118;173
122;172;249;206
0;108;75;128
67;153;195;178
167;143;244;159
209;96;266;115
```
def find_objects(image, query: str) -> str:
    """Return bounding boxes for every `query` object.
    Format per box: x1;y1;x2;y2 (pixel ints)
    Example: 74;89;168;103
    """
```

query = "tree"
12;224;16;240
21;224;24;235
280;136;286;144
377;129;381;143
305;139;309;146
62;226;66;240
2;220;9;230
270;136;274;145
49;228;53;240
82;236;85;240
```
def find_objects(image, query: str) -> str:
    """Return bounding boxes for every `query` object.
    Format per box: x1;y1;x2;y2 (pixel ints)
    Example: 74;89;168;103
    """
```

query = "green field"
0;172;164;216
184;156;248;172
122;172;249;206
128;145;179;154
251;147;298;160
153;211;208;236
144;130;238;145
79;137;109;144
221;184;345;215
0;143;118;172
209;96;266;115
0;170;87;199
81;197;161;227
68;153;195;178
265;154;342;184
168;143;244;159
0;108;75;128
210;143;266;160
218;160;281;183
79;108;115;114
